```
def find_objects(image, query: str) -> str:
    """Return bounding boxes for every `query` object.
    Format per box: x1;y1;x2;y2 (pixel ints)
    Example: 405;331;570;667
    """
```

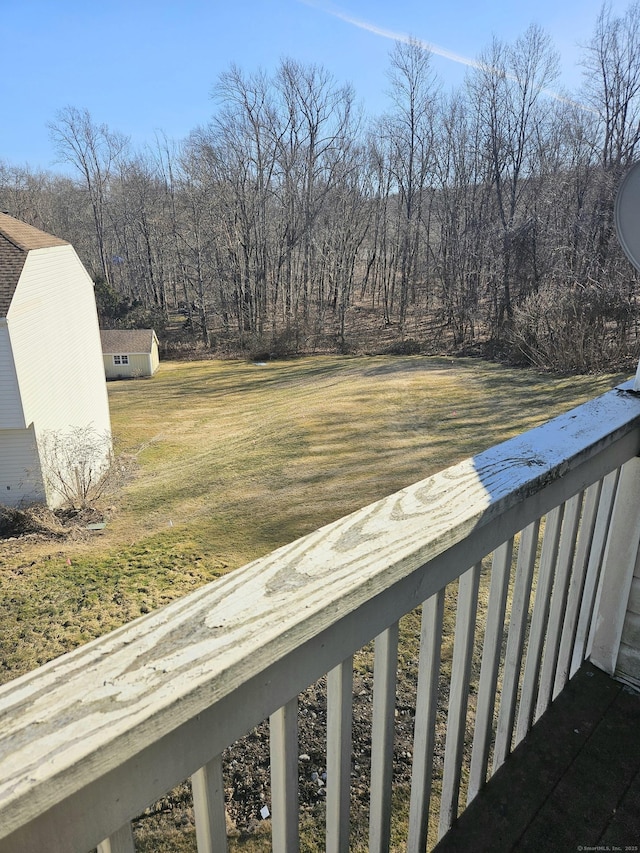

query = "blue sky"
0;0;633;173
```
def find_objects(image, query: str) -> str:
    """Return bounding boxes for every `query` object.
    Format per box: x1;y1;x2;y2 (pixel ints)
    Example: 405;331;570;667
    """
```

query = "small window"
113;354;129;365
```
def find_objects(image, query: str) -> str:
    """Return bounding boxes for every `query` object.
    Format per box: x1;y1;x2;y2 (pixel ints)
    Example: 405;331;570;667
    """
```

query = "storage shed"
0;213;112;508
100;329;159;380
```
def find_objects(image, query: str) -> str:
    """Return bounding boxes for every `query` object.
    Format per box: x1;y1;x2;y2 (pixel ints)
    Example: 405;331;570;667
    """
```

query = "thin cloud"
299;0;487;71
298;0;595;112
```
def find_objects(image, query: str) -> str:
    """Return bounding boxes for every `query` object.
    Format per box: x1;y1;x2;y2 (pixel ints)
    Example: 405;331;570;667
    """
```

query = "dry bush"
509;282;639;372
40;427;136;510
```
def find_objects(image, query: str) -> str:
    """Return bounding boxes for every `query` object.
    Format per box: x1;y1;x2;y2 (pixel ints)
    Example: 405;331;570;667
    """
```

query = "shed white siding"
0;322;25;429
0;426;45;505
104;352;151;380
8;246;110;437
150;338;159;373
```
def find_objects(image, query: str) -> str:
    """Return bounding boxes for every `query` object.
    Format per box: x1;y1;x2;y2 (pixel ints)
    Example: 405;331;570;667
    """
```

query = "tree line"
2;3;640;372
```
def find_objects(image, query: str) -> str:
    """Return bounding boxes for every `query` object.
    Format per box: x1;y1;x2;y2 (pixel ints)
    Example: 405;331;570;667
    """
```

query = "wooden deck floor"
434;663;640;852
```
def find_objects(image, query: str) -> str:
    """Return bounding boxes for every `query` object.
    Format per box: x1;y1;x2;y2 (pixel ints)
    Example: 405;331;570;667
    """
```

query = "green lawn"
0;355;626;683
109;354;625;560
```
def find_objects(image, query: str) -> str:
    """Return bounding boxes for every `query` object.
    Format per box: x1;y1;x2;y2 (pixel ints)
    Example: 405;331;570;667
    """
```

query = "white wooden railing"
2;381;640;853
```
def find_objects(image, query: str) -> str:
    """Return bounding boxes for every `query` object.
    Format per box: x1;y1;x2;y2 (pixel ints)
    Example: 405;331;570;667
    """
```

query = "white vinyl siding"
7;245;111;438
2;244;112;508
0;425;46;506
0;322;25;428
150;335;160;373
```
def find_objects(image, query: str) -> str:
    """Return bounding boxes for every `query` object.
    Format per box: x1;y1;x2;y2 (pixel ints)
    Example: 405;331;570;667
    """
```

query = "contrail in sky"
298;0;595;112
298;0;488;71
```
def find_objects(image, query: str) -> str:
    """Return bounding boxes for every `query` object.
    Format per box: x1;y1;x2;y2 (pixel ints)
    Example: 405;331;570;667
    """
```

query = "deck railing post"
407;590;445;853
438;563;482;839
467;540;513;803
369;623;400;853
590;456;640;674
570;469;620;678
270;699;300;853
326;658;354;853
97;824;135;853
192;755;227;853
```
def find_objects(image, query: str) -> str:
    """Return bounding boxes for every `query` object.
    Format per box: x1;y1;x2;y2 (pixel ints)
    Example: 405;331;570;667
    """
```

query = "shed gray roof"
100;329;157;355
0;213;69;316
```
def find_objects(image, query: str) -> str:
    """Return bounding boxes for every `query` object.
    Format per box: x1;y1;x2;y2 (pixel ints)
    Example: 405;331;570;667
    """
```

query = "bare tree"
275;60;357;326
467;25;560;334
431;92;491;346
381;39;439;333
49;107;128;286
110;153;172;318
582;2;640;171
580;3;640;275
211;65;279;338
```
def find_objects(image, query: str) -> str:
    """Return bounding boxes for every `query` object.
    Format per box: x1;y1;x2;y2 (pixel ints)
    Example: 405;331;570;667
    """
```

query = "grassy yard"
0;355;627;680
0;355;629;848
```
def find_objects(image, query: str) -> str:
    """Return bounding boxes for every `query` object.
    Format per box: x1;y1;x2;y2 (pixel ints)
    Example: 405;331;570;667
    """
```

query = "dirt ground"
133;664;429;847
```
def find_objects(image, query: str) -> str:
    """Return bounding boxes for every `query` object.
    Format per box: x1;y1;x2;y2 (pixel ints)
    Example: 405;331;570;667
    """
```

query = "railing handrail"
2;381;640;852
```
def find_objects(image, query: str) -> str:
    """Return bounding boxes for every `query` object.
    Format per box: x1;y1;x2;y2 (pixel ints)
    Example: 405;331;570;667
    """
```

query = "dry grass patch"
0;356;626;684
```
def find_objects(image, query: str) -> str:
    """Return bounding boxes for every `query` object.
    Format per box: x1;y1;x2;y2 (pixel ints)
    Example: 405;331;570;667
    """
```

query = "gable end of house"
0;213;69;317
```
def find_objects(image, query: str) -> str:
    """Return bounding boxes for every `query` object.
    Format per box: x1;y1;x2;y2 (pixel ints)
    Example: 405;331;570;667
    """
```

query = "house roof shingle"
0;213;69;317
100;329;157;355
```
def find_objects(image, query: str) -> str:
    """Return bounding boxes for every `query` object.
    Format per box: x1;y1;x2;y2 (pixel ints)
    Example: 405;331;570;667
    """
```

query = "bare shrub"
509;283;639;372
247;328;302;361
383;338;422;356
39;427;134;510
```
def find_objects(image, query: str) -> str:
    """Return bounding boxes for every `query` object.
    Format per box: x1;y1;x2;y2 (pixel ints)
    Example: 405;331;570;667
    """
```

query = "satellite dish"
615;162;640;389
615;161;640;271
